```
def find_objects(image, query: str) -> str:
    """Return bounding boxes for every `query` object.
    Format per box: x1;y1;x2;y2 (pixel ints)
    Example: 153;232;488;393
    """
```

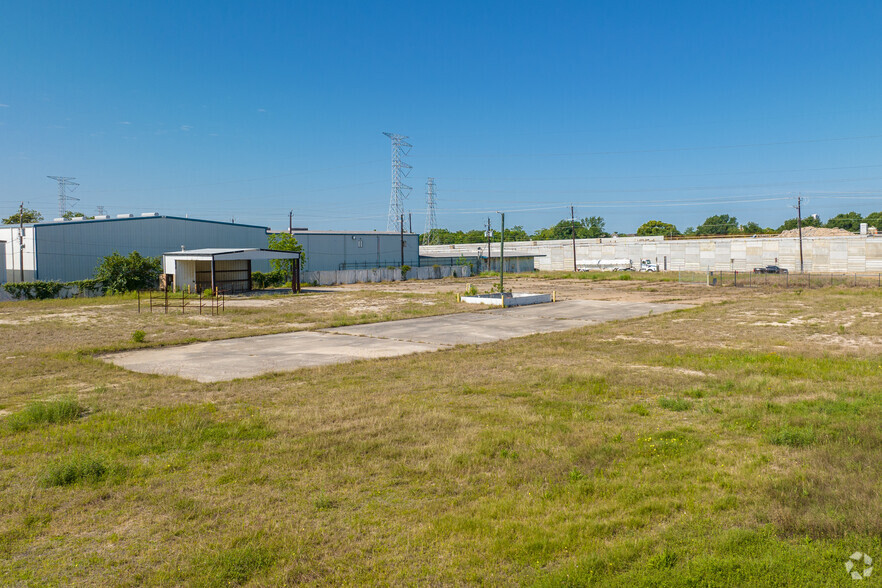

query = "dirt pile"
778;226;855;238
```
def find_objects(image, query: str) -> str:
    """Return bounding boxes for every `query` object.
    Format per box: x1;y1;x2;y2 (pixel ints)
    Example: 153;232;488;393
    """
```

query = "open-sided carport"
162;248;301;293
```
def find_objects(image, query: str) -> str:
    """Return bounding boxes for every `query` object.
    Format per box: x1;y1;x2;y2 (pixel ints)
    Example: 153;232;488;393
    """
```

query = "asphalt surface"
103;300;689;382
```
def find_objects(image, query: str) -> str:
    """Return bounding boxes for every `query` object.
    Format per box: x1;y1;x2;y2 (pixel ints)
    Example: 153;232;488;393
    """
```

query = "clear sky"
3;1;882;233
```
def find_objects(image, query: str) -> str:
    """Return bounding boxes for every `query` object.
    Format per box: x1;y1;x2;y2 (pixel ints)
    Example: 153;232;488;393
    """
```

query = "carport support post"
210;254;216;293
247;259;252;291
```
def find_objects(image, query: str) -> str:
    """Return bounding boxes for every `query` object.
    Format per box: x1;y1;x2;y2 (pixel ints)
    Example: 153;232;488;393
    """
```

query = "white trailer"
576;258;633;271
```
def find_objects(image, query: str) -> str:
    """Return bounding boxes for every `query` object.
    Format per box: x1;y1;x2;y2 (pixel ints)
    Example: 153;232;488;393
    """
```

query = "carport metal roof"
162;248;300;261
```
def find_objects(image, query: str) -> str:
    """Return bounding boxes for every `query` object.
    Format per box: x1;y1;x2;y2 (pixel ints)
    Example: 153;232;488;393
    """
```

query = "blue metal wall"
34;216;270;281
291;231;420;271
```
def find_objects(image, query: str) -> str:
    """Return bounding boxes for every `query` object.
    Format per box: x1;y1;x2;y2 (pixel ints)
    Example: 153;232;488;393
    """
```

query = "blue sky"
3;1;882;233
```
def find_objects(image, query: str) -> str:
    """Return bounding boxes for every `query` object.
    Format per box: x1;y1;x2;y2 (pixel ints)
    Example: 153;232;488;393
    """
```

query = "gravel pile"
779;226;855;238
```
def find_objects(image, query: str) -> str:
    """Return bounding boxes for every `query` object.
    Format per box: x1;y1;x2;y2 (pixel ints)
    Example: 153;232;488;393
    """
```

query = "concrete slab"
103;300;691;382
326;300;689;346
104;331;444;383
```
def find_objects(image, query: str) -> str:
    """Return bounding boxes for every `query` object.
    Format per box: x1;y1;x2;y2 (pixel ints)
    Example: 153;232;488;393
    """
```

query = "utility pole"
288;210;293;234
796;195;804;273
408;212;412;234
400;213;405;268
486;217;492;273
19;202;25;282
571;204;577;272
498;212;505;295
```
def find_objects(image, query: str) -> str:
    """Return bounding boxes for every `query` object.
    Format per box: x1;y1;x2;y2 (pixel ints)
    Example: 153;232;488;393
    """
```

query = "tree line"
421;211;882;244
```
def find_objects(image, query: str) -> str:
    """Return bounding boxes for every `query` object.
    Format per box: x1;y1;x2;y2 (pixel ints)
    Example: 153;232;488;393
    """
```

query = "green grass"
2;284;882;584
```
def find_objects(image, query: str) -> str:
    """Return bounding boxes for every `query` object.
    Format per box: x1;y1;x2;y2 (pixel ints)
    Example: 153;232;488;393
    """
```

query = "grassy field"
2;279;882;585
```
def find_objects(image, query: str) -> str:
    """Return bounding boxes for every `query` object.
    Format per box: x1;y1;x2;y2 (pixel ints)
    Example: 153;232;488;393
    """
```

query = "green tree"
740;221;765;234
3;208;43;225
267;232;304;274
94;251;162;294
777;216;823;231
582;216;608;238
637;220;680;237
826;211;863;232
696;214;738;235
62;211;93;220
864;211;882;228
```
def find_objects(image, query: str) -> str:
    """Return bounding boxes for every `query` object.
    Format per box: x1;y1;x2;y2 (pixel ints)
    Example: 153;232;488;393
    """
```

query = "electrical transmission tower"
96;205;107;216
423;178;439;245
383;132;412;232
47;176;80;217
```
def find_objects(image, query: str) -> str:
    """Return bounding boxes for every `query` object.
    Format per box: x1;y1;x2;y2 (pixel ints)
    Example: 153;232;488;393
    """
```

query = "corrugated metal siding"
292;232;419;271
0;241;5;284
34;217;269;282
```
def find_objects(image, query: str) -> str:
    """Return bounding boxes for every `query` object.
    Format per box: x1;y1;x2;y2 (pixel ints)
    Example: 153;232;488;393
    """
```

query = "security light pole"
571;205;577;272
19;202;25;282
498;212;505;295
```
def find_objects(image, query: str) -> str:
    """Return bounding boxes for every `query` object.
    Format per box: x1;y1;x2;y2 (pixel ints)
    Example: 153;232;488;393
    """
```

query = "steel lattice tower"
383;132;412;232
423;178;439;245
47;176;80;217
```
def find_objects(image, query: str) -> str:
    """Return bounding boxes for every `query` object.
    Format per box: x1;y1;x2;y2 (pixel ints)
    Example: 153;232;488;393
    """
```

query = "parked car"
753;265;788;274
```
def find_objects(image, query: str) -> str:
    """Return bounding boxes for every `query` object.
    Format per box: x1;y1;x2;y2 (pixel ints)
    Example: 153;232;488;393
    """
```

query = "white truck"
576;258;634;272
640;259;659;272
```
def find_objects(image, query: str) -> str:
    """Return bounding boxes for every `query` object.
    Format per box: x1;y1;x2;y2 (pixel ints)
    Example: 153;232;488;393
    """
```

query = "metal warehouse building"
290;230;419;272
0;214;271;283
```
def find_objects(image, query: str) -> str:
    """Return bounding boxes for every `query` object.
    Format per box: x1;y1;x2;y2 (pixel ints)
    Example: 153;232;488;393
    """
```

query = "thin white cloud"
257;108;267;113
0;103;9;107
119;121;131;125
180;125;193;131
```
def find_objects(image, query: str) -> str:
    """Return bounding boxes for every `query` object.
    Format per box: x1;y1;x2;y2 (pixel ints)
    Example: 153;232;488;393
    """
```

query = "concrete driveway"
104;300;689;382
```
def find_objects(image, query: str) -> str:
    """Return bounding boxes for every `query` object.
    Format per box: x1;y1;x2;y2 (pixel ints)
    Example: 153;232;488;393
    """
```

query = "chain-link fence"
677;270;882;288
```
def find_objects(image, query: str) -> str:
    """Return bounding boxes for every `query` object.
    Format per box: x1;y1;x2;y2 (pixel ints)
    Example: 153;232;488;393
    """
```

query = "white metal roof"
162;248;299;261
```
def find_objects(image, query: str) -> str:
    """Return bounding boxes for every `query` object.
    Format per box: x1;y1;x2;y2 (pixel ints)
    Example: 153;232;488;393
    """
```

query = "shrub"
251;270;288;289
131;330;146;343
94;251;161;294
618;273;633;281
2;281;64;300
6;399;83;431
401;265;411;280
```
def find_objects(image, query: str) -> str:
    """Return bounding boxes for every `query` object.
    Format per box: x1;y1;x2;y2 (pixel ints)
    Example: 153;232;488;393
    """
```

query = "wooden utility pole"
796;195;804;273
571;205;577;272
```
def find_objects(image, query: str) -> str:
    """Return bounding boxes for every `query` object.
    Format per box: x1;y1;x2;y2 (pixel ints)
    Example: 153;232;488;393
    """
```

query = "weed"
6;398;83;431
658;397;691;412
131;330;146;343
629;403;650;416
769;426;816;447
40;454;110;487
